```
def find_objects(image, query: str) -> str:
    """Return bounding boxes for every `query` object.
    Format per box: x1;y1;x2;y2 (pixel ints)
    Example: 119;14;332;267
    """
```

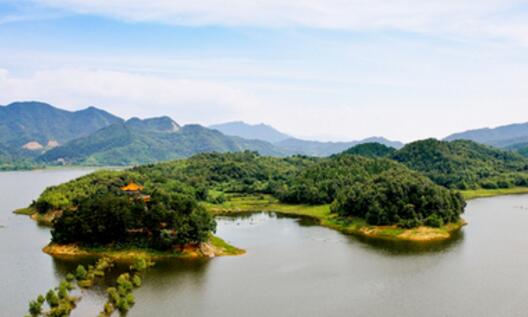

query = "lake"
2;169;528;316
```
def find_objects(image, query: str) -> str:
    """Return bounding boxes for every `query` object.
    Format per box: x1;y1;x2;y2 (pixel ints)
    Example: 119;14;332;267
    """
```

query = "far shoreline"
460;187;528;200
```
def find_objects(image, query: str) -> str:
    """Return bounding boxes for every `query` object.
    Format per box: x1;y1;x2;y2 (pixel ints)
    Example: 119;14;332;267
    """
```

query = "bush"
75;265;87;280
46;290;59;308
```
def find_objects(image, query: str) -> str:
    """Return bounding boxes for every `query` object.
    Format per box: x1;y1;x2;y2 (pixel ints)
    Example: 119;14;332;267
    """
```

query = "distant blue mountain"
209;121;291;143
275;137;404;157
444;122;528;148
210;121;404;156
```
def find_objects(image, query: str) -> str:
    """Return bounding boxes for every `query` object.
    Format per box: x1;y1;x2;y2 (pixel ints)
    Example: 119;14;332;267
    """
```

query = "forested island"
16;138;528;257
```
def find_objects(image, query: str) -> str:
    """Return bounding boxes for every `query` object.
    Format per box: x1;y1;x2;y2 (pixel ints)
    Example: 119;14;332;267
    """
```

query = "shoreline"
460;187;528;200
43;236;245;261
16;188;528;245
206;195;467;242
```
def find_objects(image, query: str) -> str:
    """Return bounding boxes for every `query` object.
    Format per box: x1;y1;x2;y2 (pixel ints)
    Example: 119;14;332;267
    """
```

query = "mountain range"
209;121;291;143
0;101;122;152
444;122;528;150
210;121;404;156
2;101;527;168
0;101;407;166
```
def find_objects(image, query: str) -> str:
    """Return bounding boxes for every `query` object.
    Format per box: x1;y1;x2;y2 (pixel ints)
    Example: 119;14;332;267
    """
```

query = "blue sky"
1;0;528;142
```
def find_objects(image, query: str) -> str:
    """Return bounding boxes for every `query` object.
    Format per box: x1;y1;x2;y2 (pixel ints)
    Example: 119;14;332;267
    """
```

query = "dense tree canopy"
34;142;528;236
276;155;410;204
331;170;465;227
339;142;396;158
392;139;528;189
34;151;312;213
52;189;215;249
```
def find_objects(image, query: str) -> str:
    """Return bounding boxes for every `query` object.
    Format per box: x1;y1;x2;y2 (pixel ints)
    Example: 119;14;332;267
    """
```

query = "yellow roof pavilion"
120;183;144;192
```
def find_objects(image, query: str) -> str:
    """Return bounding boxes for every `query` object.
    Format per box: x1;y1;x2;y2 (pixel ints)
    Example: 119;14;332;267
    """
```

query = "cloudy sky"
1;0;528;142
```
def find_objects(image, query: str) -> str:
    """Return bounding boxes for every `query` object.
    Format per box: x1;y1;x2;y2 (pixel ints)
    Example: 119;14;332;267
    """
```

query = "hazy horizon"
1;1;528;142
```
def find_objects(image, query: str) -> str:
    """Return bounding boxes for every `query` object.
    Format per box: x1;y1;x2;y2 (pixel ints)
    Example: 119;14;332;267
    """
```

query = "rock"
198;242;216;258
22;141;44;150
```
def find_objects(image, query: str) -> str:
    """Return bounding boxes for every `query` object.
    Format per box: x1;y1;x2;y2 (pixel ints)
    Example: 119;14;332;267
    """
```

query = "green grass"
460;187;528;200
209;235;245;255
204;194;331;219
13;207;36;215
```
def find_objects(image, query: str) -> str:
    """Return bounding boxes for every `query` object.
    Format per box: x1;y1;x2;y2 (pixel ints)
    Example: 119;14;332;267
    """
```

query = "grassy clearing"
204;195;464;242
460;187;528;200
13;207;57;226
209;235;245;256
205;195;331;219
13;207;36;215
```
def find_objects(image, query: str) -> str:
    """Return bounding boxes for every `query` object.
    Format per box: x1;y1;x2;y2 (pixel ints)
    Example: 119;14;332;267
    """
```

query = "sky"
1;1;528;142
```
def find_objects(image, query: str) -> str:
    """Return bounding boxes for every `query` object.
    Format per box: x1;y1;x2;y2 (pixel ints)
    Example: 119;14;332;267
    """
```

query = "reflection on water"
3;170;528;317
220;212;464;256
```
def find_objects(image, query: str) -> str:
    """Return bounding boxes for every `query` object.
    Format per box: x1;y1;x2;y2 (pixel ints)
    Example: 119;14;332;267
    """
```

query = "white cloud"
34;0;528;43
0;68;261;123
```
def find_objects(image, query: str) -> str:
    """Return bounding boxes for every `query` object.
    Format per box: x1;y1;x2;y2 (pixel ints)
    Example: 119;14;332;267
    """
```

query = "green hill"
276;154;412;204
275;137;403;157
32;151;463;231
38;118;288;165
0;101;122;155
391;139;528;189
506;142;528;157
340;142;396;158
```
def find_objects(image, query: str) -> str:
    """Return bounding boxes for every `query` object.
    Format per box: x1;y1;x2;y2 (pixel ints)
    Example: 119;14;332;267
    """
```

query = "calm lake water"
2;169;528;316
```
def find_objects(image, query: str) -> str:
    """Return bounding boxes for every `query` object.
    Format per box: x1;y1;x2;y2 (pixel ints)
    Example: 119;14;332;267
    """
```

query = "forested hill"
0;101;122;153
507;142;528;158
33;151;464;231
339;142;396;158
391;139;528;189
444;122;528;148
0;101;407;167
38;119;288;165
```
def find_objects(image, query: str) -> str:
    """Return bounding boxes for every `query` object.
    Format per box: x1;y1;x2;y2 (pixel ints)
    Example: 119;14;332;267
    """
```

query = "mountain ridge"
209;121;291;143
0;101;123;154
444;121;528;148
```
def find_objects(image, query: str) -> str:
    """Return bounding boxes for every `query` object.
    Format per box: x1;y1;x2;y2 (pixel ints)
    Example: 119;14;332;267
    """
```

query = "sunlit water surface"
2;169;528;316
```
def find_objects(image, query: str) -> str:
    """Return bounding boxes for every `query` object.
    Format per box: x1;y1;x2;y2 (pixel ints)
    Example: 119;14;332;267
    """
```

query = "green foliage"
331;170;466;227
132;274;142;288
65;274;75;282
105;273;137;314
130;256;154;272
45;290;59;308
392;139;528;189
51;187;216;249
518;146;528;157
28;298;43;316
277;155;409;204
33;170;141;214
75;265;87;280
340;142;396;158
38;120;288;165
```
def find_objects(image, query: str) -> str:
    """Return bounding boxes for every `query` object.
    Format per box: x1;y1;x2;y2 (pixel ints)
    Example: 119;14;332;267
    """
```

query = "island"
34;181;243;259
16;149;474;259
